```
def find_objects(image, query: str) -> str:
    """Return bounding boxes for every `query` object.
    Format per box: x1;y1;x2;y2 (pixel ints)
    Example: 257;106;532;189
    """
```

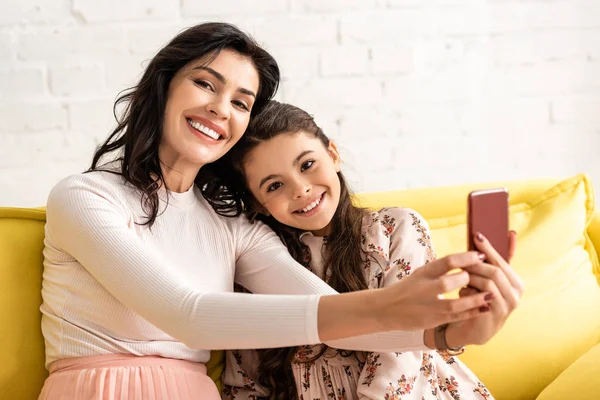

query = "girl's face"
243;131;342;236
160;49;260;170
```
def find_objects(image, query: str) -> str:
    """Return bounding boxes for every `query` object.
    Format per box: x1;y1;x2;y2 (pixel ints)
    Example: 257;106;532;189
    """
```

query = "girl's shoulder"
362;206;428;235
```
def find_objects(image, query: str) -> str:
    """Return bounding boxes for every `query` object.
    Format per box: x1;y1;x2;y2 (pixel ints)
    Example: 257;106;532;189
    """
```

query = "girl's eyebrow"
258;150;314;189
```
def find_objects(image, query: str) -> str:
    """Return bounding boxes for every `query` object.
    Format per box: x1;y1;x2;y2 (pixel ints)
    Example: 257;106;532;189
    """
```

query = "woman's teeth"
299;195;322;213
187;118;221;140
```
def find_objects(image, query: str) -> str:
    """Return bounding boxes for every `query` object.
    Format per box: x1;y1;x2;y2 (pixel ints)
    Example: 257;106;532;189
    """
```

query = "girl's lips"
294;192;325;217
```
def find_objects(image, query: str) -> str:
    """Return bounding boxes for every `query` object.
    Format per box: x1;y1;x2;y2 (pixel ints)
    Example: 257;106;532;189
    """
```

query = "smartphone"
467;188;510;261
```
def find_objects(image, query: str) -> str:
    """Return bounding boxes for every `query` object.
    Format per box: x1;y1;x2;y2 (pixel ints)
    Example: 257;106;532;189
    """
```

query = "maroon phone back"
467;188;510;261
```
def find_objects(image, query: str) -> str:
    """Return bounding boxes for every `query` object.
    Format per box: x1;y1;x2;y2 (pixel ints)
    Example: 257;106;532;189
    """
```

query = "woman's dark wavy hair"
89;22;279;226
225;101;369;400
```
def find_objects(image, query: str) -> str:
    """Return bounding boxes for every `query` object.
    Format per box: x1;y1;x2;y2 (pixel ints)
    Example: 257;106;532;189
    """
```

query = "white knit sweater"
40;170;424;368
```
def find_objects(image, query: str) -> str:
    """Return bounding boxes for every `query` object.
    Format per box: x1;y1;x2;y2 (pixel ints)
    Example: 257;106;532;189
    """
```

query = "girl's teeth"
301;196;321;213
187;118;221;140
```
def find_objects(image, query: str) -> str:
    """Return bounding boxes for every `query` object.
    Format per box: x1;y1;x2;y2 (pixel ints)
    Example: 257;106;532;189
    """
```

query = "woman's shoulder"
48;170;131;213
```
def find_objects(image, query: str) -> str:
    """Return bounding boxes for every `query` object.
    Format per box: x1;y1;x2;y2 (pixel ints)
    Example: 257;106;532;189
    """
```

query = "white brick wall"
1;0;599;207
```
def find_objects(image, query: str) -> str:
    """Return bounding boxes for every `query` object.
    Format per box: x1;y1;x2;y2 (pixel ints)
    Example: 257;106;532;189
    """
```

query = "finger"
459;287;480;298
441;306;492;325
438;292;494;316
473;232;505;267
423;252;484;278
435;270;471;294
508;230;517;262
467;263;520;310
470;238;525;298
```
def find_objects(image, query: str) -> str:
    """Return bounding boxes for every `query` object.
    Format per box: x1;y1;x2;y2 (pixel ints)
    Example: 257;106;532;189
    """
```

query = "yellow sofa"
2;174;599;400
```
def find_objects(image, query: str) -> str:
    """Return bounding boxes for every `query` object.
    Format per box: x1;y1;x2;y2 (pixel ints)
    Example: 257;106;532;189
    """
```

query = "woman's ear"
327;141;342;173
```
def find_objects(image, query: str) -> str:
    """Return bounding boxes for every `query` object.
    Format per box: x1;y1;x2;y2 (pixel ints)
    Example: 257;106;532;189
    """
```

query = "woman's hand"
376;251;496;332
445;231;525;347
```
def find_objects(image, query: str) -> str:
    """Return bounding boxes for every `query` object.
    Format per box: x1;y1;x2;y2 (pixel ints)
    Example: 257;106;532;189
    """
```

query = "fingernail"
484;293;494;301
478;252;486;261
475;232;485;242
510;230;517;235
479;305;491;312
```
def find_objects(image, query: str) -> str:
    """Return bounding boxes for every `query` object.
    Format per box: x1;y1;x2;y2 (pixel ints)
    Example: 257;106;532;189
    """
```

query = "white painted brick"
320;46;369;77
268;46;319;80
0;161;90;207
0;33;13;61
18;27;126;62
68;99;119;140
49;64;106;97
0;69;45;100
532;2;600;29
484;61;600;97
126;25;185;56
253;15;338;47
413;39;469;70
488;3;535;33
282;78;382;111
182;0;287;16
384;65;480;104
0;103;68;132
292;0;379;12
105;57;146;93
0;0;71;26
551;96;600;125
430;6;489;36
340;9;432;44
370;44;413;74
73;0;179;23
338;107;404;140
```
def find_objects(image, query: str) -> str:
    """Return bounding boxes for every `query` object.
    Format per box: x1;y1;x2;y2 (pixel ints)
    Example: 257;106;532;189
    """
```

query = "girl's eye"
300;160;315;172
232;100;249;111
266;182;282;193
194;80;213;91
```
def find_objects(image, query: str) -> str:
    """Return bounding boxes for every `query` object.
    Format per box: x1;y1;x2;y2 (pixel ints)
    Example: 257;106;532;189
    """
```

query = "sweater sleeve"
233;212;428;353
45;174;322;350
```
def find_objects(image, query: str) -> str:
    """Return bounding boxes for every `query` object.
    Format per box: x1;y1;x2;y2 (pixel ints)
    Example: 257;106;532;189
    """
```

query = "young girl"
222;101;506;399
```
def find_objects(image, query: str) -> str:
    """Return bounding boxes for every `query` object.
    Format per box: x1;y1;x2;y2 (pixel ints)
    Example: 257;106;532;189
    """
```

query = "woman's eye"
232;100;249;111
266;182;282;193
194;80;213;90
300;160;314;172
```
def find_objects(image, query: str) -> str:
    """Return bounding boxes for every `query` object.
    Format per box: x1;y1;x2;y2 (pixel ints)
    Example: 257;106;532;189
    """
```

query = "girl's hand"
377;251;496;332
445;231;525;347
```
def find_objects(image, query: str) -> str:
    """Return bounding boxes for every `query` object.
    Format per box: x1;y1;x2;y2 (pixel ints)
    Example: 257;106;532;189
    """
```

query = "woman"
39;22;523;399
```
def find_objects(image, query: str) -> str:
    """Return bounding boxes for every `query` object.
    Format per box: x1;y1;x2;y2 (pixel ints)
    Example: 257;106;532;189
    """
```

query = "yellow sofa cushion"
357;174;600;400
536;343;600;400
0;208;48;400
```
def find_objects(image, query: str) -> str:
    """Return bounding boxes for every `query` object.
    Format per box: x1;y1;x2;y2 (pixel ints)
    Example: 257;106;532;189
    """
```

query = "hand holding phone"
467;188;510;261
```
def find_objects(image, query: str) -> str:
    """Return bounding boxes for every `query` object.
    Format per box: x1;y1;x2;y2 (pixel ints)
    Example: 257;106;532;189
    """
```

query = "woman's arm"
233;208;493;352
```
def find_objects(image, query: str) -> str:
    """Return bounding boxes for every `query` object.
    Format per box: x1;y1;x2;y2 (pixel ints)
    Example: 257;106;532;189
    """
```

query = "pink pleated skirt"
38;354;221;400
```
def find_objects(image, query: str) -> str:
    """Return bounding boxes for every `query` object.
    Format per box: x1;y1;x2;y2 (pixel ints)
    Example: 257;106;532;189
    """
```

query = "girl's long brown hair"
225;101;369;399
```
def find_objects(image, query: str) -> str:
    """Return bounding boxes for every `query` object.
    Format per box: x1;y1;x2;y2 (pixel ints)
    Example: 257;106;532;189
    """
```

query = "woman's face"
160;49;260;170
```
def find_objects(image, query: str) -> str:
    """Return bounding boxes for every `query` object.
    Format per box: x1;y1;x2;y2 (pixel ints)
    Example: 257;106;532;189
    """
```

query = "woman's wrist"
317;289;385;341
444;322;469;349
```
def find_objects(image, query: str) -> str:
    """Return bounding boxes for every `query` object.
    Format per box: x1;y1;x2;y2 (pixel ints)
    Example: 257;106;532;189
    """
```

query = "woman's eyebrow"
193;66;256;98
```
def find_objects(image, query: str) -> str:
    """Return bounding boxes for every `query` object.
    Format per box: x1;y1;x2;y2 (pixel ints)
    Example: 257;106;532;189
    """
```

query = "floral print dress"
222;208;493;400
